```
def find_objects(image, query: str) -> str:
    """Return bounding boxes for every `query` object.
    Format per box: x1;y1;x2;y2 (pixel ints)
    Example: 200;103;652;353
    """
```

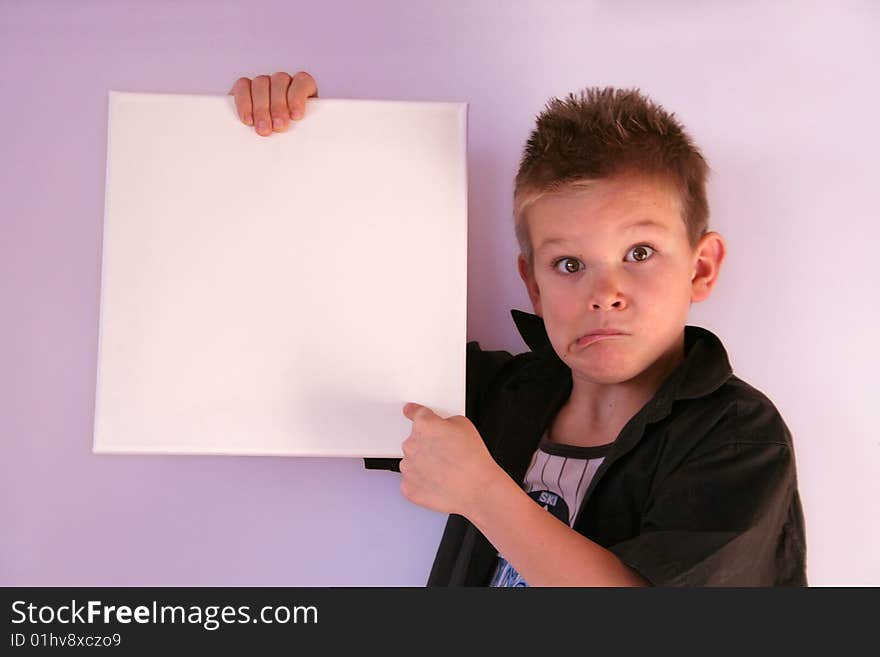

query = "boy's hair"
513;87;710;269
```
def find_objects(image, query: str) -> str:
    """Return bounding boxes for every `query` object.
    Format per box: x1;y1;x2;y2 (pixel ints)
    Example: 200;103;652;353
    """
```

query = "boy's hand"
399;402;505;518
228;71;319;137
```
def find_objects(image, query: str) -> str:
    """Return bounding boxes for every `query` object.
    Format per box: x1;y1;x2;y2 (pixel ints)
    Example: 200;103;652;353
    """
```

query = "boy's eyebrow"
536;237;573;251
536;219;669;252
622;219;669;232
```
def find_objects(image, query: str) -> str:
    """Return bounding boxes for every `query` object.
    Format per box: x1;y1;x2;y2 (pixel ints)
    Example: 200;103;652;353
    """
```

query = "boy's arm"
390;402;649;585
469;469;650;586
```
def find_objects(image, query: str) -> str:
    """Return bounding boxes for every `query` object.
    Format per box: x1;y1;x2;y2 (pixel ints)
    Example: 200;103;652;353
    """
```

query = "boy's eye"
553;257;583;274
625;245;655;262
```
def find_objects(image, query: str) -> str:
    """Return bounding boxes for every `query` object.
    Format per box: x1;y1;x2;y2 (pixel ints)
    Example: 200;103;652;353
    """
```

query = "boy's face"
518;173;721;386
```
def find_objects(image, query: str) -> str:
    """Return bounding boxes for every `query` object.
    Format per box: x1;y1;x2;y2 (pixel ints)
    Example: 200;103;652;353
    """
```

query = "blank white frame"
93;91;468;457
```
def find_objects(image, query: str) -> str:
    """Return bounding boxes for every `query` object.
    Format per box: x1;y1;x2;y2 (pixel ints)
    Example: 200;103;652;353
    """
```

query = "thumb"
402;402;437;422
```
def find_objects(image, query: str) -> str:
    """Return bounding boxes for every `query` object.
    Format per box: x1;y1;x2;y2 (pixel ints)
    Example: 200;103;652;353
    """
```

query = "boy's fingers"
402;402;421;421
269;71;292;132
403;402;438;423
229;77;253;126
251;75;272;137
288;70;319;120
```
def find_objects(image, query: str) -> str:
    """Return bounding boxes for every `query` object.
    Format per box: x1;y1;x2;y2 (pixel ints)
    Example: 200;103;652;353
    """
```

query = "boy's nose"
591;295;625;310
587;270;626;310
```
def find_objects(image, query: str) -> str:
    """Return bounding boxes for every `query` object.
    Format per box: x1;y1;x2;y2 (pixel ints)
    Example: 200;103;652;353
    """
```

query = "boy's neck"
552;331;685;445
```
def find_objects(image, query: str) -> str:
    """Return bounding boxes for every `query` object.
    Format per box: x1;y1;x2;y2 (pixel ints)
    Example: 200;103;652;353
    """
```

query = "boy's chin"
559;349;648;386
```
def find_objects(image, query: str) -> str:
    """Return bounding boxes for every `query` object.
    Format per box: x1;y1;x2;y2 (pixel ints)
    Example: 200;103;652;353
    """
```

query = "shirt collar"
509;309;733;406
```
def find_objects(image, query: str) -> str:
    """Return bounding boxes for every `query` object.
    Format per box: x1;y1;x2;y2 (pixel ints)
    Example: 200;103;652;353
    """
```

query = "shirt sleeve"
606;438;801;586
363;340;514;472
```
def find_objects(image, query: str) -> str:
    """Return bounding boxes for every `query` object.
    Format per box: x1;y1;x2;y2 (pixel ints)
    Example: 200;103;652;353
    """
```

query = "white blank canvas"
93;91;468;457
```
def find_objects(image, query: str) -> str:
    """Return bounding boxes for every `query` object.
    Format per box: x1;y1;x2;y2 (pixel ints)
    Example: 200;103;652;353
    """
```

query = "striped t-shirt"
488;431;614;587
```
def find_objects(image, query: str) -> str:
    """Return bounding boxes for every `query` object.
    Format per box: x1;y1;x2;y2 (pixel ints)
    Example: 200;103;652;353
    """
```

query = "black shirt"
365;309;808;586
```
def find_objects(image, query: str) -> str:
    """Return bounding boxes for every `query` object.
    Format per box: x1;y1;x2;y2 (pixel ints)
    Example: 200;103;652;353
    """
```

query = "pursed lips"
576;329;627;347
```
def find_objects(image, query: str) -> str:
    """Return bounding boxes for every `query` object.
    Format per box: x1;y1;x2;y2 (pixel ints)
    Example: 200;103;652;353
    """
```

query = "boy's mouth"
576;329;627;348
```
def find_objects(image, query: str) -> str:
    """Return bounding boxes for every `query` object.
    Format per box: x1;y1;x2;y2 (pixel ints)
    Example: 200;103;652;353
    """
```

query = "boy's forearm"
466;470;650;587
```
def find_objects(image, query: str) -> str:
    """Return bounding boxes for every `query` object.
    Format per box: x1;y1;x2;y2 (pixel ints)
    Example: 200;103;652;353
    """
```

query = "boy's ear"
518;254;542;316
690;231;726;302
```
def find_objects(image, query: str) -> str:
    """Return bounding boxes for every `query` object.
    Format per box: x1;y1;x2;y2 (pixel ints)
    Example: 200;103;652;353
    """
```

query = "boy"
229;72;807;586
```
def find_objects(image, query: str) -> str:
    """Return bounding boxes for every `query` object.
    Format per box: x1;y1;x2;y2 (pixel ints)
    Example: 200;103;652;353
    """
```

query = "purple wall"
2;0;878;585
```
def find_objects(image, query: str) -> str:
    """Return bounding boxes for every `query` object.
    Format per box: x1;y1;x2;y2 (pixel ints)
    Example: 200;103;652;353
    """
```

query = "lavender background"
2;0;878;585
